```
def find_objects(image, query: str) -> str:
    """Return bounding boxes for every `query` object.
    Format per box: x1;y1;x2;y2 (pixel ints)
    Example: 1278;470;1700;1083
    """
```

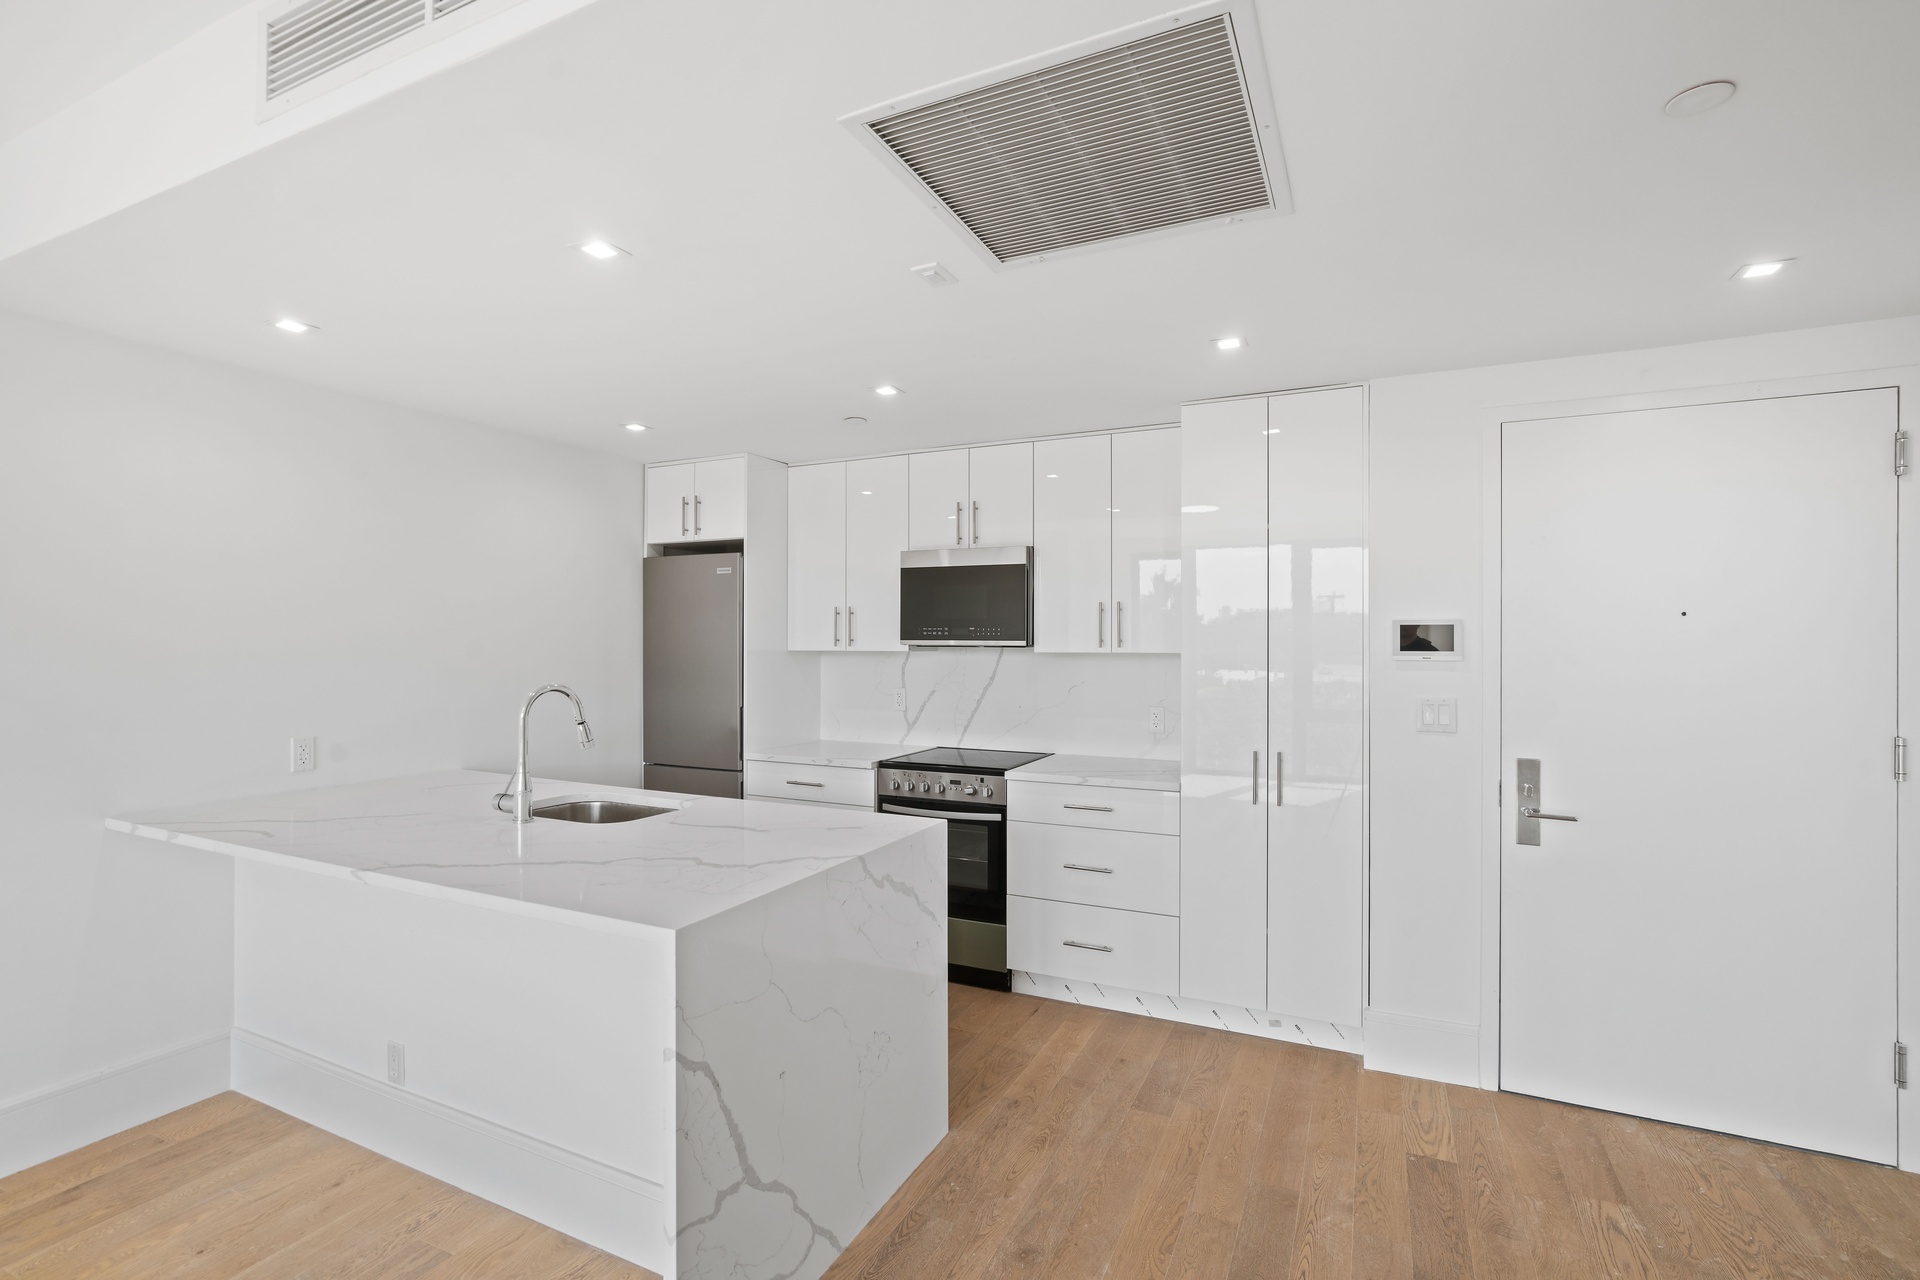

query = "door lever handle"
1519;807;1578;822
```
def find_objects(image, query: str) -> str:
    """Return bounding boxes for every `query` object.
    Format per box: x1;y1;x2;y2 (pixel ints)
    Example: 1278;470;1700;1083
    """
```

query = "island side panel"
232;860;673;1272
674;823;946;1280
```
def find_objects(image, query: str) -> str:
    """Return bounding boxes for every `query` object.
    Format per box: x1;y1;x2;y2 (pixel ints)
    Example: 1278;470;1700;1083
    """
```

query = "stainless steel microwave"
899;547;1033;647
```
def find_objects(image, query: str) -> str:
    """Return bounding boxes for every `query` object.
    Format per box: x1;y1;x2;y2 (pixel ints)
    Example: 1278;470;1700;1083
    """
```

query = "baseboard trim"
1012;970;1363;1054
0;1031;232;1179
230;1027;665;1273
1362;1008;1482;1086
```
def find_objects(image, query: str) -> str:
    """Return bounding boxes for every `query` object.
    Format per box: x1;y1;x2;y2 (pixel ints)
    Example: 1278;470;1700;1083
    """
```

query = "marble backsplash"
818;650;1179;758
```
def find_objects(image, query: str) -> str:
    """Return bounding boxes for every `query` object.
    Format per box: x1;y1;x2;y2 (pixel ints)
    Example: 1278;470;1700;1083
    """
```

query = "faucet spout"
495;684;595;823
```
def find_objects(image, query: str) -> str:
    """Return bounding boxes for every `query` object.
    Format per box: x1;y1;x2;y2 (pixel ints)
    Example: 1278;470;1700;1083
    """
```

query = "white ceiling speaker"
844;2;1291;269
1664;81;1737;117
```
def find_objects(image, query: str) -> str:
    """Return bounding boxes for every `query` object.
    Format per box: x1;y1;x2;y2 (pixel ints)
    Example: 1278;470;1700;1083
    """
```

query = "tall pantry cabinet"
1179;386;1366;1027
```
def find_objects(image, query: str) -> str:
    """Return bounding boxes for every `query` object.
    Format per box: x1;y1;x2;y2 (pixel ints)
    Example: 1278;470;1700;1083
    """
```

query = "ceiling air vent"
845;3;1289;266
266;0;426;99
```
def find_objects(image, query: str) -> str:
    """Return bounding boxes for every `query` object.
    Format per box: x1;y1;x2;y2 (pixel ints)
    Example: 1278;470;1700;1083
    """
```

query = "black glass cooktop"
878;747;1051;775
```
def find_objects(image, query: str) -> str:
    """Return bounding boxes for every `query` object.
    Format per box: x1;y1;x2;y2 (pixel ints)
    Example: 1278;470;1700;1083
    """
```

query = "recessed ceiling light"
1735;260;1791;279
273;318;314;333
1664;81;1736;117
1214;336;1243;351
910;261;957;286
1182;504;1220;514
860;490;874;495
1045;473;1060;479
623;422;647;432
579;240;628;260
874;385;900;396
843;416;868;425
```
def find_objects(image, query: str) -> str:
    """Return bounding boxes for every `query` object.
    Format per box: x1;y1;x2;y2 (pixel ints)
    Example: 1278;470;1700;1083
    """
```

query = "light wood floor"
7;989;1920;1279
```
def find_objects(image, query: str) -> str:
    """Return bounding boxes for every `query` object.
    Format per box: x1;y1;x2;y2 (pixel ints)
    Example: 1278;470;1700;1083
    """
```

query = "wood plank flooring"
7;986;1920;1278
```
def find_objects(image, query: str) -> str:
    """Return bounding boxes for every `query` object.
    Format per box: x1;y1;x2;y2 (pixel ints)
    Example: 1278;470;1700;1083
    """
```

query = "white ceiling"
0;0;257;142
0;0;1916;465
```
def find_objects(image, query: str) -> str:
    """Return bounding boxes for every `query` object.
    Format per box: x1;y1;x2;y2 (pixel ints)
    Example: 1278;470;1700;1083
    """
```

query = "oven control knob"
963;786;977;795
983;783;994;798
890;778;900;790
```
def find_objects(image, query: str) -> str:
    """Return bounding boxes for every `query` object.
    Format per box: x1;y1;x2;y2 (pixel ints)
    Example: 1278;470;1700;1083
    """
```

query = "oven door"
876;796;1009;989
899;547;1033;647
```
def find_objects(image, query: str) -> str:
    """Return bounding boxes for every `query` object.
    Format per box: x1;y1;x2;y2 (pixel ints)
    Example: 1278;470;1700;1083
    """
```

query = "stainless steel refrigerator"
642;551;743;798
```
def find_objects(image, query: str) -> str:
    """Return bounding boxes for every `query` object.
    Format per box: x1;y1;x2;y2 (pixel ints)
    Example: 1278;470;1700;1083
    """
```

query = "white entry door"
1501;388;1900;1163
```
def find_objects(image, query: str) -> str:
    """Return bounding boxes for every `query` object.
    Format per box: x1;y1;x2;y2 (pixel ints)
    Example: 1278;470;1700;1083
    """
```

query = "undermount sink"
531;799;673;824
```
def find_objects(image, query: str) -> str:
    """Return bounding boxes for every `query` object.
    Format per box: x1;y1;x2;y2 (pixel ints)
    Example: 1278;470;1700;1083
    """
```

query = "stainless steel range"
876;747;1051;991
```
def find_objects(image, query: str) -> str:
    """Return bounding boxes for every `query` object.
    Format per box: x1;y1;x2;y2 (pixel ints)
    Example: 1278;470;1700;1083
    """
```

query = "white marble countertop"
1005;754;1181;792
744;740;902;769
107;770;939;937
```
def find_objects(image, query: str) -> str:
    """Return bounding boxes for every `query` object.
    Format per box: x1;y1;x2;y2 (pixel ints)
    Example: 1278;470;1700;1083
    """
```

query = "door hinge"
1897;1042;1908;1088
1897;431;1909;477
1897;737;1909;783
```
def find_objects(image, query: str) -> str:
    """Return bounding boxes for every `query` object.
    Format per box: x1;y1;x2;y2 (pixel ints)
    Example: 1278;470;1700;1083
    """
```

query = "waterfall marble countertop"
1005;754;1181;792
743;740;902;768
106;769;940;937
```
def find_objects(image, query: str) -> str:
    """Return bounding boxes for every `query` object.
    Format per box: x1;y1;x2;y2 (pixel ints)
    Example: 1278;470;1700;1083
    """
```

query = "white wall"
0;309;644;1172
1365;313;1920;1088
820;650;1178;758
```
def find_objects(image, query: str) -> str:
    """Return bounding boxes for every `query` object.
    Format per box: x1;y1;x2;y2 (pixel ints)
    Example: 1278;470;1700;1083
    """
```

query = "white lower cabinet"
1008;823;1178;915
1007;896;1179;991
743;761;875;809
1007;780;1179;836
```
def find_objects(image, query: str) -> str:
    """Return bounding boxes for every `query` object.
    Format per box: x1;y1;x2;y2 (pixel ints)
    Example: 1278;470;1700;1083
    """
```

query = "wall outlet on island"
289;736;316;772
1149;706;1167;735
387;1041;406;1086
892;689;906;711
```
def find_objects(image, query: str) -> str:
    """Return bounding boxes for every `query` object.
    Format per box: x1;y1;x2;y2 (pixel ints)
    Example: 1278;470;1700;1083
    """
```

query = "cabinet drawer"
1008;896;1178;992
1007;781;1178;835
1008;823;1178;914
744;761;875;808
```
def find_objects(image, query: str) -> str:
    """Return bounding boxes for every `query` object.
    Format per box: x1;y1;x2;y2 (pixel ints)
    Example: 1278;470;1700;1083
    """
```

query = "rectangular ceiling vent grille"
861;13;1277;264
266;0;425;99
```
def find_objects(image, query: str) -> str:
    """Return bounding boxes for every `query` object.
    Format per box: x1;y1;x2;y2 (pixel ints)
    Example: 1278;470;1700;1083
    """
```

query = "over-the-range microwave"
899;547;1033;647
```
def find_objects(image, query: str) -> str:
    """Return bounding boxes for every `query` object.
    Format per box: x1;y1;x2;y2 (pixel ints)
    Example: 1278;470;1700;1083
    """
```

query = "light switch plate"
1415;697;1458;733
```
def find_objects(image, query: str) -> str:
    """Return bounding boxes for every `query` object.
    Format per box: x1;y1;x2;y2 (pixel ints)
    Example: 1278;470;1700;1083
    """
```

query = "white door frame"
1475;367;1917;1168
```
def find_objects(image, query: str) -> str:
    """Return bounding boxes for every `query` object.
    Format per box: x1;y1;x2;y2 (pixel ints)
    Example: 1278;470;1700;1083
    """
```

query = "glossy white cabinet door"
1111;427;1181;653
787;462;846;651
1033;435;1111;652
908;449;969;549
967;442;1034;547
1265;387;1365;1027
644;463;696;544
690;457;746;540
1179;397;1270;1010
846;454;908;650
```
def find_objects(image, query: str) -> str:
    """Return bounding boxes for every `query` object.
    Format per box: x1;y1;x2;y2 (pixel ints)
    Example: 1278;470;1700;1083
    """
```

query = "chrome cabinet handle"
1520;807;1578;822
785;780;825;788
972;500;979;544
833;606;841;645
848;607;855;644
680;495;688;536
1274;750;1283;807
1062;940;1113;952
694;494;702;534
1063;863;1113;874
1115;601;1124;649
1063;803;1114;812
1251;750;1260;804
1098;601;1105;647
955;501;962;545
881;803;1002;822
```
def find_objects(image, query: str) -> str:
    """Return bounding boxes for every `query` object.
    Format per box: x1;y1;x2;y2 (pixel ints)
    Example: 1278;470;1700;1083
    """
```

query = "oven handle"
880;803;1002;823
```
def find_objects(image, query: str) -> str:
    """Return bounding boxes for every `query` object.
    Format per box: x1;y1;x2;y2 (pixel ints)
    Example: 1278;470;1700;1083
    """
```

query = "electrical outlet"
290;737;316;772
1148;706;1167;735
387;1041;406;1086
892;689;906;711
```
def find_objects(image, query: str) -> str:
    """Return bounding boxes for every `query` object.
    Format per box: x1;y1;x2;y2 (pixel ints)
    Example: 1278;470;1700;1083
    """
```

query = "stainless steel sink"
530;800;672;824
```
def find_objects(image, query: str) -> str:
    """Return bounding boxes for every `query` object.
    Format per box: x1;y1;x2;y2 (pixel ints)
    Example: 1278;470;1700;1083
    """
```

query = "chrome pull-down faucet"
494;684;594;823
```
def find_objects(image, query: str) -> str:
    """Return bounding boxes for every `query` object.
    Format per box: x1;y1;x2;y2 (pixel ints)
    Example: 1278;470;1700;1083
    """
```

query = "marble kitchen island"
108;770;948;1279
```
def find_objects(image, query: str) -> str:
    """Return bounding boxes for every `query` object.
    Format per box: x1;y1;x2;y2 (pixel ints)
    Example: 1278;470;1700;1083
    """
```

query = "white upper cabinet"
845;455;908;650
787;463;847;651
647;457;746;544
1033;435;1112;652
1111;428;1181;654
908;450;970;549
966;442;1034;548
644;463;696;544
1179;396;1272;1011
